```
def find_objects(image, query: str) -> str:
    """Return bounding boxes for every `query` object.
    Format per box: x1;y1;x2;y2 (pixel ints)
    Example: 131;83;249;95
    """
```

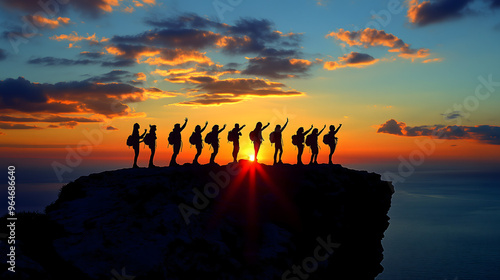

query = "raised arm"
180;117;188;131
262;122;270;131
218;124;227;133
304;125;313;135
281;118;289;132
140;129;147;138
334;124;342;134
318;125;326;136
238;124;246;132
200;121;208;133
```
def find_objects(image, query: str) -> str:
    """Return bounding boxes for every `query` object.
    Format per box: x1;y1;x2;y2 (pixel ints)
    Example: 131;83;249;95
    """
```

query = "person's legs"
149;146;156;167
194;144;201;164
233;142;239;162
254;141;261;161
170;144;180;166
210;144;219;164
273;146;278;164
297;144;304;165
133;146;139;168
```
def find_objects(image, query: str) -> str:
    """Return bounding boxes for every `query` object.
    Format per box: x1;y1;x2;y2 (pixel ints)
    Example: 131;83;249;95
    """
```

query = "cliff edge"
1;161;394;280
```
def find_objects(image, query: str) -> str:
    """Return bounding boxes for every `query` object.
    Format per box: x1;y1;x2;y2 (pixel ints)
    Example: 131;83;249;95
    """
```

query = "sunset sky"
1;0;500;186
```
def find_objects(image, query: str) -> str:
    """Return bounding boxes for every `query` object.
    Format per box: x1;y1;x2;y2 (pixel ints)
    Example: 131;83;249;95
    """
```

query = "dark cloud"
0;0;122;17
324;52;378;70
0;115;102;123
344;52;376;64
101;58;136;67
407;0;500;26
441;111;464;120
105;125;118;131
377;119;405;135
0;123;40;129
132;14;303;57
83;70;135;83
0;48;6;61
0;76;173;117
79;51;104;59
177;78;304;106
28;57;96;66
242;57;313;79
377;119;500;145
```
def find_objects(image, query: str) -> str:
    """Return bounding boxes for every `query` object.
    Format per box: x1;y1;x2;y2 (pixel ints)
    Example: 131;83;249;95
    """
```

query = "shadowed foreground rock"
1;160;393;279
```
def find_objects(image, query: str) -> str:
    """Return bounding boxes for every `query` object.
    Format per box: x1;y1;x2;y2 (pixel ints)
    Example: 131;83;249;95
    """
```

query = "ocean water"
377;170;500;280
5;167;500;279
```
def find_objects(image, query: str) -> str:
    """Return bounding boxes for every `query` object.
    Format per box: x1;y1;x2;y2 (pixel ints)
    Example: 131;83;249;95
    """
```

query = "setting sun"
249;154;255;162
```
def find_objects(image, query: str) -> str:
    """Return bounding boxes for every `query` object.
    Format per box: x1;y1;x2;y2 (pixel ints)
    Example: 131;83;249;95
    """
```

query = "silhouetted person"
191;121;208;165
207;124;226;164
146;125;157;168
292;125;313;165
250;121;270;162
325;124;342;164
131;123;147;168
169;118;188;166
229;123;246;163
308;125;326;165
271;118;288;165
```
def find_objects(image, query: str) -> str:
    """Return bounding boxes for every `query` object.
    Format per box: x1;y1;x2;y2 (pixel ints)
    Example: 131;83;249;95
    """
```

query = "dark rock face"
2;161;393;280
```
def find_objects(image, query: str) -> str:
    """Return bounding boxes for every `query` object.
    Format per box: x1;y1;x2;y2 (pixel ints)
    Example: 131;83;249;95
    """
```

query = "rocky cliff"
1;161;393;279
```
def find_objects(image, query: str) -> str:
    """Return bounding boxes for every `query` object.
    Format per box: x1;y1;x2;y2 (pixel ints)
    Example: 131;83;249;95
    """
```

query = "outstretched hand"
144;129;147;132
184;117;188;123
205;121;208;125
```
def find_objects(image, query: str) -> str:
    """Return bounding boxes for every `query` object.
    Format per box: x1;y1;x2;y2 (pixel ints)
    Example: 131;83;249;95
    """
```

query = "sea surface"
5;166;500;279
377;170;500;280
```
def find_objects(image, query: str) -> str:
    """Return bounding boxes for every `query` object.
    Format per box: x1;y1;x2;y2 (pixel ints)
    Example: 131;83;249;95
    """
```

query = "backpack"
323;133;337;145
228;130;237;142
168;131;176;145
205;131;215;145
249;131;257;142
189;132;198;145
269;131;276;143
305;134;314;146
126;135;134;146
144;133;153;146
291;134;300;146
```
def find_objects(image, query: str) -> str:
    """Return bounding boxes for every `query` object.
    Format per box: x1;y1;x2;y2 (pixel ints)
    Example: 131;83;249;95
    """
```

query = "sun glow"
249;154;255;162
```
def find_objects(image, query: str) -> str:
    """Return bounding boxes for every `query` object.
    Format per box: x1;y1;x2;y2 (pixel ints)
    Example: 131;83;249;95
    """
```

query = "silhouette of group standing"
127;118;342;168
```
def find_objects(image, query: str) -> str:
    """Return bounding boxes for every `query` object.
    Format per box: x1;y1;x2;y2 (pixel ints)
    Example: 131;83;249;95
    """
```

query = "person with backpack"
129;123;147;168
270;118;288;165
143;125;157;168
292;125;313;165
190;121;208;165
250;122;270;163
206;124;226;165
228;123;246;163
307;125;326;165
324;124;342;164
169;118;188;166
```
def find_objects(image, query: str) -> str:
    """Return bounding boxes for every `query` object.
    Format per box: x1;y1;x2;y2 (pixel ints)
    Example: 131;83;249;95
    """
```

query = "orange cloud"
327;28;430;61
142;0;156;5
134;72;147;81
407;0;428;24
139;49;212;66
97;0;120;13
422;58;443;63
50;31;108;47
25;15;71;29
123;6;135;13
152;67;238;84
